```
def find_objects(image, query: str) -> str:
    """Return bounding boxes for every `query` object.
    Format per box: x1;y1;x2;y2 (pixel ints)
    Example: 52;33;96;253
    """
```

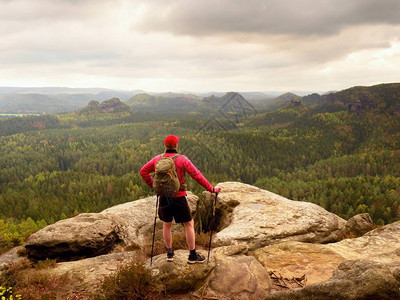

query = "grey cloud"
1;0;399;92
135;0;400;36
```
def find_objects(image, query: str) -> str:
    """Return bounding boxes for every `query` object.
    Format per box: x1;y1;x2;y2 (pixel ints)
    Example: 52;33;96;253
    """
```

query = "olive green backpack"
153;154;180;197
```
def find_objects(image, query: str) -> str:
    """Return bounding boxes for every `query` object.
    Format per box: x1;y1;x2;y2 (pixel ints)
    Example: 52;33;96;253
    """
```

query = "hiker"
140;135;221;264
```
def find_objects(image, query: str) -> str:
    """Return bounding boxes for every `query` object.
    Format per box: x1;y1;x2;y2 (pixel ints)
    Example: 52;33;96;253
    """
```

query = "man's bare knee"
184;220;194;227
163;221;173;228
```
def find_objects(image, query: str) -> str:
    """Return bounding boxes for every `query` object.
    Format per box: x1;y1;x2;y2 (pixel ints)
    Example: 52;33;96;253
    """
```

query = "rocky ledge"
1;182;399;299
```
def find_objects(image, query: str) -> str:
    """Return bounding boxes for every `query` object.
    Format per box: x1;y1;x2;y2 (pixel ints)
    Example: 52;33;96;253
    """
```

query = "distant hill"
0;88;145;114
125;91;259;116
263;92;329;111
148;92;201;99
201;91;278;108
126;93;201;113
0;93;81;114
95;91;143;102
263;92;301;110
241;92;277;100
274;92;299;102
247;82;400;130
302;93;325;106
199;91;282;100
200;92;258;116
324;83;400;114
79;98;132;115
262;82;400;114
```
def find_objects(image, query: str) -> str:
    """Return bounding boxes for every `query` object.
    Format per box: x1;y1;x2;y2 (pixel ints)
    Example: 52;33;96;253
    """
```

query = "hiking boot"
167;249;174;262
188;252;205;264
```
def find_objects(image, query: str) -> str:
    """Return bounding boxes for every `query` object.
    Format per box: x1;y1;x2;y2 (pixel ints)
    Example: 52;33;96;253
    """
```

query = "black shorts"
158;196;192;223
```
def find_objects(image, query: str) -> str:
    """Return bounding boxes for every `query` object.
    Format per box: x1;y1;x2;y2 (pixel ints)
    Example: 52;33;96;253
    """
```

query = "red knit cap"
164;135;180;145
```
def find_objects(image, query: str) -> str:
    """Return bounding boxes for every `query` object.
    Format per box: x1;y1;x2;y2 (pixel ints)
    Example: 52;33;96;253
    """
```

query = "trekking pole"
207;193;218;264
150;195;159;266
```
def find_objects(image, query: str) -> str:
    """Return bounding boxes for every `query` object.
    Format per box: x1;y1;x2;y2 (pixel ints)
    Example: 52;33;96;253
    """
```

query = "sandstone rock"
253;241;343;285
186;193;200;214
101;192;199;246
148;249;214;293
266;260;400;300
202;191;239;232
206;245;272;300
23;193;199;261
101;195;160;246
254;221;400;288
393;267;400;281
326;221;400;265
24;213;126;261
213;182;345;250
0;246;29;271
29;251;137;293
344;213;374;237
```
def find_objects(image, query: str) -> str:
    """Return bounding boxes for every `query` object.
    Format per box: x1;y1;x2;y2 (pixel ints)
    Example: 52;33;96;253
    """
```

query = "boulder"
343;213;375;237
23;193;199;261
24;213;126;261
265;260;400;300
101;192;199;246
326;220;400;265
206;245;272;300
213;182;345;250
148;249;214;293
253;241;344;285
27;251;137;293
148;245;271;298
0;246;29;271
254;221;400;287
100;195;160;246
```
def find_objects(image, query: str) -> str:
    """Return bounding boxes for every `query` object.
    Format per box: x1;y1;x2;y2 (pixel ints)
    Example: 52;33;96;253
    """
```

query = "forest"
0;83;399;252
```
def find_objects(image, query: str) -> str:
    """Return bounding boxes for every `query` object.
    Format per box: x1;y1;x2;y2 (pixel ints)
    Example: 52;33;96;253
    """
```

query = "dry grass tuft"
15;273;72;300
33;258;57;270
0;258;88;299
124;241;141;252
0;260;32;288
92;260;163;300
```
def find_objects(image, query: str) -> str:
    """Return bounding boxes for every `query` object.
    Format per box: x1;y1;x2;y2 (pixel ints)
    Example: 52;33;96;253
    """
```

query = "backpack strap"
161;153;180;160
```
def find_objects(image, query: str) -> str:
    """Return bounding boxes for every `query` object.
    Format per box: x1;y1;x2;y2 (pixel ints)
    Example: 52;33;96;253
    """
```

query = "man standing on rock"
140;135;221;263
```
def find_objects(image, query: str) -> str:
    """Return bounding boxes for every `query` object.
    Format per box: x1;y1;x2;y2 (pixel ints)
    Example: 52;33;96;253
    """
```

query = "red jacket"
140;152;214;197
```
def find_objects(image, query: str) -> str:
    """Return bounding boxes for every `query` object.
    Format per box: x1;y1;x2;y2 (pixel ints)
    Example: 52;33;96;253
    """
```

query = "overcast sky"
1;0;399;93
